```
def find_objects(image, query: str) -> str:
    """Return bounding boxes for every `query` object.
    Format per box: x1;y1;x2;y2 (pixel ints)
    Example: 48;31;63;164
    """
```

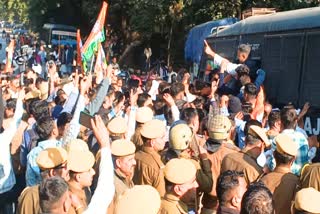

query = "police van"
200;7;320;135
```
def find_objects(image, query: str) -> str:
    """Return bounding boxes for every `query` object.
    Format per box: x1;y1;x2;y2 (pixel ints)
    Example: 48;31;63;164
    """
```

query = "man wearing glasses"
17;147;70;214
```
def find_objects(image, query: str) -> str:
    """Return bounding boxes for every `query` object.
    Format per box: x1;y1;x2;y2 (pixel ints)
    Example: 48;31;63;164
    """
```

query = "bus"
200;7;320;135
42;23;77;47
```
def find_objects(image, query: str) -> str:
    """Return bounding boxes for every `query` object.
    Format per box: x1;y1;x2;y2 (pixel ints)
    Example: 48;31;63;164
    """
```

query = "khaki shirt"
261;166;299;214
202;142;240;210
17;185;40;214
160;193;188;214
68;182;90;214
108;169;135;213
221;148;263;184
133;147;165;197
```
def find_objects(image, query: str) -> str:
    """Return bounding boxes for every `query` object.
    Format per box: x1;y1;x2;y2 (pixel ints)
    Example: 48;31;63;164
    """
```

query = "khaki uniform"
108;169;135;213
133;147;165;197
221;148;263;184
17;185;40;214
261;166;299;214
68;183;90;214
202;142;240;211
160;193;188;214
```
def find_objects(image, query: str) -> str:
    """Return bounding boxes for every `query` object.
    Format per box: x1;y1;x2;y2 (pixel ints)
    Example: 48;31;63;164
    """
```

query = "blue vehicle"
43;23;77;47
201;7;320;135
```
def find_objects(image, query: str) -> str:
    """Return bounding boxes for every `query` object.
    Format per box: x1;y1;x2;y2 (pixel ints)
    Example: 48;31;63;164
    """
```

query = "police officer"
131;107;153;151
261;134;299;214
201;115;240;213
108;139;136;213
67;149;96;214
107;116;127;141
115;185;161;214
133;119;166;197
165;122;213;212
221;125;270;184
160;158;199;214
293;187;320;214
17;147;69;214
300;162;320;192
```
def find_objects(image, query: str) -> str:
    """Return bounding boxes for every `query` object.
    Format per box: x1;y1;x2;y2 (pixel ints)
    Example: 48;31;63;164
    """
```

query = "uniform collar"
164;193;188;214
274;165;291;174
114;168;134;187
142;146;158;154
68;181;87;206
241;147;259;160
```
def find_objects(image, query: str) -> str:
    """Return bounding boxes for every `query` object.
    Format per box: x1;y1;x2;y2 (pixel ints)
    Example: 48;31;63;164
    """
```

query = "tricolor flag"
81;2;108;63
4;39;15;73
94;43;107;80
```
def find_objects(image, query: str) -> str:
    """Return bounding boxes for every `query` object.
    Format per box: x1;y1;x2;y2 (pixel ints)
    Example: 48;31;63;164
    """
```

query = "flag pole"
89;54;95;75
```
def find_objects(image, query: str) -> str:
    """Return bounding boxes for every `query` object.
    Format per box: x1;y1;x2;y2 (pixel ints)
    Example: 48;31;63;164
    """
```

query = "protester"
0;7;319;214
216;170;247;214
240;181;274;214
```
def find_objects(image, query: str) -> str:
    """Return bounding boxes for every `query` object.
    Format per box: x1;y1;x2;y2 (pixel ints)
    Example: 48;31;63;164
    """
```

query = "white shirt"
214;53;241;76
0;99;23;193
83;147;114;214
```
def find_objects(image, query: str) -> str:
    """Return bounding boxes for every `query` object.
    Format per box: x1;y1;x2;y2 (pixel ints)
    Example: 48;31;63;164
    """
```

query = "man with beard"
160;158;199;213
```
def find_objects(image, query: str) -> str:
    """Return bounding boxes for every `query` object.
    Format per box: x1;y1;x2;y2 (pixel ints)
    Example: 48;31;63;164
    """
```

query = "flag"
94;43;107;74
81;2;108;62
4;40;15;73
76;29;83;66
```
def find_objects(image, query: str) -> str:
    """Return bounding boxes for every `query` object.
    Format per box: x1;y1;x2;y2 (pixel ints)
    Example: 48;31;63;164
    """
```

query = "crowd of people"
0;33;320;214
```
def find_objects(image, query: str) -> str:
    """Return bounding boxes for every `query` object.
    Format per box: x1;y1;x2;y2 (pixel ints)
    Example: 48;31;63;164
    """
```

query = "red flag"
4;40;15;73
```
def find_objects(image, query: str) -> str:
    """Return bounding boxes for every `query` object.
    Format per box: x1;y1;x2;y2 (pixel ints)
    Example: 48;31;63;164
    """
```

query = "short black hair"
5;98;17;111
216;170;245;206
170;83;185;98
137;93;151;107
36;116;55;140
280;107;297;129
240;181;274;214
236;65;250;76
29;100;49;120
180;108;198;126
268;111;281;128
57;112;72;128
274;150;295;165
39;176;69;213
244;83;258;98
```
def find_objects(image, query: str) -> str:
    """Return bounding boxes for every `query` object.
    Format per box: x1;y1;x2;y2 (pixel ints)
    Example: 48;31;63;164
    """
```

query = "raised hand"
163;93;175;107
204;40;215;57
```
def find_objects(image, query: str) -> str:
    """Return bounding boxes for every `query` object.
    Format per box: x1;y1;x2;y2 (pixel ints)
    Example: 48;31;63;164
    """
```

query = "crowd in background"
0;32;320;214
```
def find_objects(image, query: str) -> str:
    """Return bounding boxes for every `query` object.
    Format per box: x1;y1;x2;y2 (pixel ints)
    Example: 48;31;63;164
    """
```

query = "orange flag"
76;29;83;66
4;40;15;73
81;2;108;61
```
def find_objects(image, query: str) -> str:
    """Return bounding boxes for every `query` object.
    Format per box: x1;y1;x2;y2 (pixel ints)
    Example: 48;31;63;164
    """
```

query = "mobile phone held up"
79;111;94;129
